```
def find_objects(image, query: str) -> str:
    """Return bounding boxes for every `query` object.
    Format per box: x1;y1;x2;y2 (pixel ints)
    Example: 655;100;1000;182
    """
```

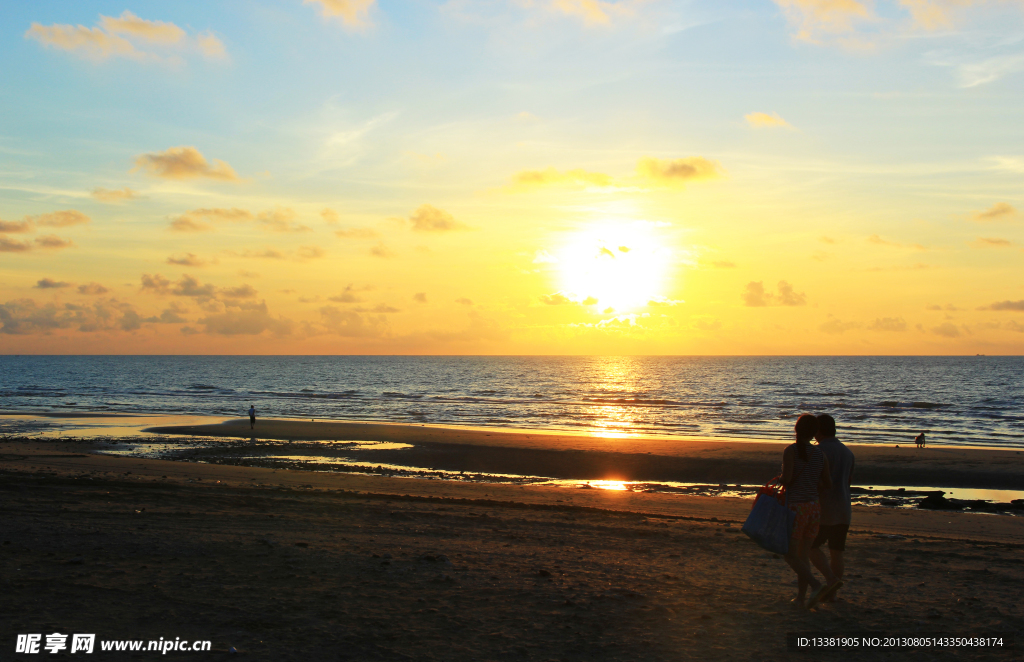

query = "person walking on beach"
915;432;926;448
781;414;834;609
249;404;256;430
809;414;853;603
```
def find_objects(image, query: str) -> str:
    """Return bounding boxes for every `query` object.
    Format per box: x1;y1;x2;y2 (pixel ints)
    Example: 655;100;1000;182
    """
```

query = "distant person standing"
809;414;854;603
915;432;926;448
249;404;256;430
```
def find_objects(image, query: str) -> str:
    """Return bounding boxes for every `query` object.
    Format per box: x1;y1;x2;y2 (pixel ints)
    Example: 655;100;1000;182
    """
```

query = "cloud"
335;227;378;239
507;156;721;193
198;300;292;336
30;210;90;227
582;296;599;305
220;284;258;299
256;207;311;233
0;237;32;253
869;317;907;332
328;285;369;303
316;306;389;337
540;292;576;305
34;235;75;250
146;302;189;324
172;274;218;300
509;167;614;191
868;234;927;250
140;274;171;295
25;11;226;63
692;316;722;331
972;202;1017;222
0;297;144;335
549;0;641;26
305;0;376;27
135;146;240;181
407;204;466;232
456;298;473;306
743;281;807;307
296;246;326;260
370;243;395;258
170;207;253;232
819;236;838;244
772;0;873;43
169;207;310;233
983;300;1024;311
78;283;109;295
321;208;340;225
745;112;792;128
932;322;961;338
25;22;139;61
100;10;185;43
195;32;226;58
35;278;71;289
92;187;138;203
0;219;34;233
354;304;400;313
973;237;1012;247
413;292;428;303
777;281;806;306
167;253;209;267
637;156;722;188
819;318;859;334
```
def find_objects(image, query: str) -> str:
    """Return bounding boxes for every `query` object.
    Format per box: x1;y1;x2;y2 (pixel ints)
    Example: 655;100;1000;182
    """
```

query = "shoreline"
143;417;1024;491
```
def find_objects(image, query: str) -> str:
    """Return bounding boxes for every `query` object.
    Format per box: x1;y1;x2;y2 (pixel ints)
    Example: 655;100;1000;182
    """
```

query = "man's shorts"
812;523;850;551
788;501;820;541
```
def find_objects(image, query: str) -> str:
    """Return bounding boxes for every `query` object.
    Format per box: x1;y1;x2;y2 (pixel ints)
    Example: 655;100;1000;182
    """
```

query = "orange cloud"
99;10;185;43
972;202;1017;222
743;281;806;307
92;187;138;203
973;237;1012;248
772;0;874;42
408;205;466;232
170;207;253;232
135;146;240;181
25;12;226;62
305;0;376;27
257;207;310;233
35;278;71;289
34;235;75;250
78;283;109;295
636;157;722;188
0;219;34;233
508;167;614;191
30;210;90;227
167;253;209;267
745;111;792;128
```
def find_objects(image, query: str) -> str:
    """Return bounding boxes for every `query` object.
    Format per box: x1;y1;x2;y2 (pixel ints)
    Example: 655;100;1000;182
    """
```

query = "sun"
554;221;674;312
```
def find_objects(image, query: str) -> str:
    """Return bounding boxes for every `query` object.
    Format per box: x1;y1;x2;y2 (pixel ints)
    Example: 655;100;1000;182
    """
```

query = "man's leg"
809;545;836;585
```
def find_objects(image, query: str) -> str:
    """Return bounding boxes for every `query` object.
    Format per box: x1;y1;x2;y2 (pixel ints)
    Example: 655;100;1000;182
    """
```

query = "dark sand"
1;437;1022;661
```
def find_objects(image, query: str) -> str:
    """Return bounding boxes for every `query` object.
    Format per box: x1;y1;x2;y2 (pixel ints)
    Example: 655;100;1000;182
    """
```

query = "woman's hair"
794;413;818;462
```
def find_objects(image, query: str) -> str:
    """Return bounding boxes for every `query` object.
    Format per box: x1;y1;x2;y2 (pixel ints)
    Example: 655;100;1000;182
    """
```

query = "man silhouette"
809;414;854;602
249;404;256;430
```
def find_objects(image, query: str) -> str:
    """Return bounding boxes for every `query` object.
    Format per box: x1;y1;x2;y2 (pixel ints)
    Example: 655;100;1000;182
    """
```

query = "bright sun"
555;221;674;312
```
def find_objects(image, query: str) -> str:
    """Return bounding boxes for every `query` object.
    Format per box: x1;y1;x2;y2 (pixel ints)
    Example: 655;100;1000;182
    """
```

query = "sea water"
1;355;1021;448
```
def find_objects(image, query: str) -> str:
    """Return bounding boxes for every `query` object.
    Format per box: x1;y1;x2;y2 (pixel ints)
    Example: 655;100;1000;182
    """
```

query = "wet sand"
146;418;1024;490
1;438;1022;661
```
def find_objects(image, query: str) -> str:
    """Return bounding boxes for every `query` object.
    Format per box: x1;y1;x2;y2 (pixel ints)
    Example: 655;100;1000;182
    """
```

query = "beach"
1;419;1022;660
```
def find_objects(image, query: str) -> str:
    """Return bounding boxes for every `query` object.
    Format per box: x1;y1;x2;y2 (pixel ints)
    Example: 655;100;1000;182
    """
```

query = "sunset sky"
1;0;1022;354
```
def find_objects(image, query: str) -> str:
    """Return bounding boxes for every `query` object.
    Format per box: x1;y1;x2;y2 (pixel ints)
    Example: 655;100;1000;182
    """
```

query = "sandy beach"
1;421;1022;660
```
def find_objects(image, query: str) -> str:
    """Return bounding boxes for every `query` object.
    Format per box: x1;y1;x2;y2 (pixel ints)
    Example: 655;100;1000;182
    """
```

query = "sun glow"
555;221;674;312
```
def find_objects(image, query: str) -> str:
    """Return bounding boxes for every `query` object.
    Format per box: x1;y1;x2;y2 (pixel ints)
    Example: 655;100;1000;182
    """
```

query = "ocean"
1;355;1021;448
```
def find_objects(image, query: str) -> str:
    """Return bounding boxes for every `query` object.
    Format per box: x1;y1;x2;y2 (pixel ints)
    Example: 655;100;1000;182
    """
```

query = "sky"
0;0;1022;355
